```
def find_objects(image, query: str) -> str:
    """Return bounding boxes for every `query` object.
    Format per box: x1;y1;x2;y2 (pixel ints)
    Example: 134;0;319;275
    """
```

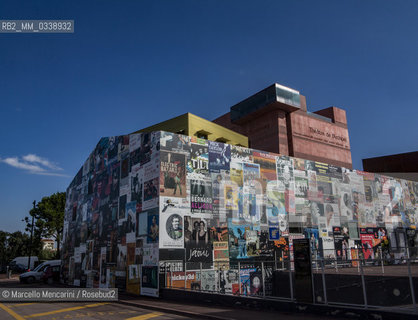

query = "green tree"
0;231;9;266
0;231;32;267
6;231;31;260
24;192;65;259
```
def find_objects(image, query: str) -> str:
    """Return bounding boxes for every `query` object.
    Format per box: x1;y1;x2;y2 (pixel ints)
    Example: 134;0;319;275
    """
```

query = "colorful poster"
253;151;277;182
208;141;231;173
187;141;209;177
147;209;159;244
184;216;212;263
239;268;256;296
190;179;213;214
228;219;251;259
160;151;187;198
360;228;375;261
213;241;229;266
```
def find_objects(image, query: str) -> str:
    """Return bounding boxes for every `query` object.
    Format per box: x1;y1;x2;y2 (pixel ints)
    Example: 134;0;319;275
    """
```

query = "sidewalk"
118;289;418;320
0;274;19;282
118;293;326;320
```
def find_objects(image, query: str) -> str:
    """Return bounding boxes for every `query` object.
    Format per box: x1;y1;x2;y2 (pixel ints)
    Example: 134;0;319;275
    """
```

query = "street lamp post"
27;200;36;271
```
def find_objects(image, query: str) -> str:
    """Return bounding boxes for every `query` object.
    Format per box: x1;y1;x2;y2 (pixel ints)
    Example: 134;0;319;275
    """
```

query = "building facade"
62;130;417;298
136;113;248;147
363;151;418;182
213;84;352;168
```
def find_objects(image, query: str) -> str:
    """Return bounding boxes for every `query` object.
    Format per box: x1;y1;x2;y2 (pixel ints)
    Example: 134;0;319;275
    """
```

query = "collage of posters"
63;130;418;298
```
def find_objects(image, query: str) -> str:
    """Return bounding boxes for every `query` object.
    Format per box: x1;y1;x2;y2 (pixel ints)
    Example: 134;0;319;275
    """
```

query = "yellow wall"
187;113;248;146
133;113;189;135
133;113;248;147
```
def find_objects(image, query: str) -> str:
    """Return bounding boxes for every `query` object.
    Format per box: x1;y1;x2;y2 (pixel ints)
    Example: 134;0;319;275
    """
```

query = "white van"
19;260;61;284
10;256;39;270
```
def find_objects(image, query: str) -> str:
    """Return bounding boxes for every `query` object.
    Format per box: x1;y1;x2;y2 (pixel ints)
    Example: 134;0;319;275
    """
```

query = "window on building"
215;137;229;143
195;130;211;140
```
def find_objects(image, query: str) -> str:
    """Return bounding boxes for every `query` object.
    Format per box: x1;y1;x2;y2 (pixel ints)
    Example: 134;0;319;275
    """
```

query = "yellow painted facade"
133;113;248;147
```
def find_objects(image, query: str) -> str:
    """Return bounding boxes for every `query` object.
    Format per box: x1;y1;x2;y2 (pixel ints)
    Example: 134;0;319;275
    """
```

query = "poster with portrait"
160;212;184;249
160;151;187;198
250;271;263;296
333;227;349;261
184;216;212;263
307;199;323;229
317;174;333;197
147;209;159;244
338;183;353;220
130;164;143;211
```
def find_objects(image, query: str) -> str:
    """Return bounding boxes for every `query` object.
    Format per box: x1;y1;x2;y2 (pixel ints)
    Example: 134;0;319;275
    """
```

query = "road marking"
0;303;25;320
9;303;36;308
125;312;163;320
24;302;108;318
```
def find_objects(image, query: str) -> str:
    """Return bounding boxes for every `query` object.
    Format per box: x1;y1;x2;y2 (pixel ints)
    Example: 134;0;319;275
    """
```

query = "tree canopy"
24;192;65;259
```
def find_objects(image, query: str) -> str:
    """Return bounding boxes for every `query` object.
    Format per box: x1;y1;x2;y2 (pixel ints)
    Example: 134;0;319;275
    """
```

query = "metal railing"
160;246;418;313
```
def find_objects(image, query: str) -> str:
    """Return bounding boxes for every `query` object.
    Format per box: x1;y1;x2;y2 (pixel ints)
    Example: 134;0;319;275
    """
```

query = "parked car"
19;260;61;284
10;256;39;270
10;263;27;274
42;265;60;284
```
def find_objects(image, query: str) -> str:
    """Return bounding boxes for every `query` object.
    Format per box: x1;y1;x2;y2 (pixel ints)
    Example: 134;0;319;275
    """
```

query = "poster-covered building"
62;130;418;298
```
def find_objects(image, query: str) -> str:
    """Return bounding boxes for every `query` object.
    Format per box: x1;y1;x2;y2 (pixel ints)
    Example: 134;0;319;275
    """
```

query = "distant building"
363;151;418;182
213;83;352;168
41;239;55;251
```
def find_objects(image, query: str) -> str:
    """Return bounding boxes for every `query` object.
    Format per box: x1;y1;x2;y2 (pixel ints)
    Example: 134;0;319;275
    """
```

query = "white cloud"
22;154;63;171
0;154;69;177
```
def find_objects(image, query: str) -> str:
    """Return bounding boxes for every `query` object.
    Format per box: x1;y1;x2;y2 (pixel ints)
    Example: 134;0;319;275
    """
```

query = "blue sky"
0;1;417;232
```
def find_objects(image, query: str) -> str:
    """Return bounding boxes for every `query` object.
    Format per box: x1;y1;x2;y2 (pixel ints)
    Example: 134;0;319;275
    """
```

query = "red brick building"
213;83;352;168
363;151;418;182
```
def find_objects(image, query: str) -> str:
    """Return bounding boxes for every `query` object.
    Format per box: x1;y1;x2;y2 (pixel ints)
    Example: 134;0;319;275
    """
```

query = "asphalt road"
0;278;189;320
0;301;188;320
